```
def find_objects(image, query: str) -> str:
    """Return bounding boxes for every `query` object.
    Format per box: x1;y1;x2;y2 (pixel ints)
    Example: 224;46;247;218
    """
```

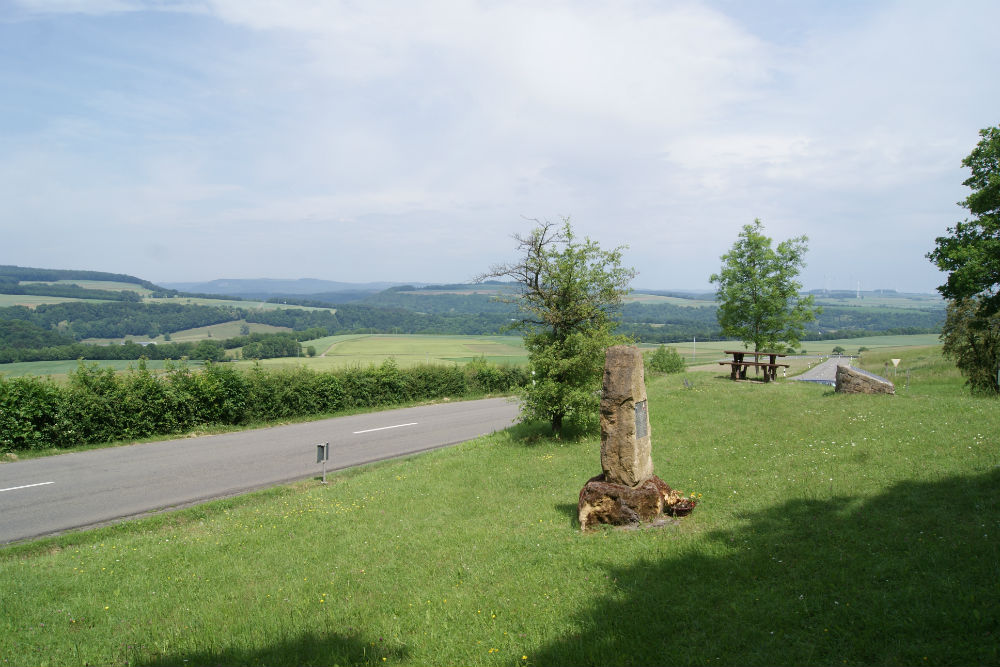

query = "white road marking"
0;481;54;493
352;422;418;435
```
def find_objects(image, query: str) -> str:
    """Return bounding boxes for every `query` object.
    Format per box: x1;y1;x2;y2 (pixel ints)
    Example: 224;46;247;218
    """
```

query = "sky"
1;0;998;293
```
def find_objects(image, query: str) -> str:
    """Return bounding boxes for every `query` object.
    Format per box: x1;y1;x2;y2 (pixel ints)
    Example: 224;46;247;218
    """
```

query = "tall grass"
1;347;996;665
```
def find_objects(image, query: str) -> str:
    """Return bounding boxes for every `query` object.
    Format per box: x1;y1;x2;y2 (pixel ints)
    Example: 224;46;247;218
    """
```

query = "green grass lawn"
2;347;996;666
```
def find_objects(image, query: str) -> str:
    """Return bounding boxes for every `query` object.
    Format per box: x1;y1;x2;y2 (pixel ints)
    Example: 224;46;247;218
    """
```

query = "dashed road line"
0;482;54;493
353;422;418;435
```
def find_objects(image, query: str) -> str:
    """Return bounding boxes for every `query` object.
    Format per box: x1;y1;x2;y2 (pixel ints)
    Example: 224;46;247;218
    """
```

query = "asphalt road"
792;355;852;383
0;397;518;544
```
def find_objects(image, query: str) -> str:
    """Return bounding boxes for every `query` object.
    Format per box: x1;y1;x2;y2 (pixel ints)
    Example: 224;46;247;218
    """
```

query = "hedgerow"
0;358;526;452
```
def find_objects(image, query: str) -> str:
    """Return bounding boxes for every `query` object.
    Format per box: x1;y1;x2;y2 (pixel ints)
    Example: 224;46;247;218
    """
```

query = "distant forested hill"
160;278;407;298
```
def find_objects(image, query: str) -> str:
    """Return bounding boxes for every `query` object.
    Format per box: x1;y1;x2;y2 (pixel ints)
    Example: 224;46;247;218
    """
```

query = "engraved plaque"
634;400;648;439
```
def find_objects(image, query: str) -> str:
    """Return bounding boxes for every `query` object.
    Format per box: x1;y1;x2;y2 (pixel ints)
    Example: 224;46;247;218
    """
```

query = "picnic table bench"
718;350;790;382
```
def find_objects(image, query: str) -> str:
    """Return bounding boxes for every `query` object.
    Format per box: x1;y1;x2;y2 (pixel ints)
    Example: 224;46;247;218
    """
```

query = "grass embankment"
2;347;996;665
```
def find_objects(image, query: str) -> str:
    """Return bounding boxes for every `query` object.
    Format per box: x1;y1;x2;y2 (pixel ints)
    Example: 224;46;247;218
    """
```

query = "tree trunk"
551;412;563;434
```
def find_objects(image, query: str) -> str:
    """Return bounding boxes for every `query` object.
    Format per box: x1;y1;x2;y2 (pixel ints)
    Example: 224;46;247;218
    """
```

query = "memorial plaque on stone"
634;400;648;439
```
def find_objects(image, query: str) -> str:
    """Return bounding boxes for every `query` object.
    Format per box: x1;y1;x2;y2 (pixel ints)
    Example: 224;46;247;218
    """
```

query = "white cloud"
3;0;997;289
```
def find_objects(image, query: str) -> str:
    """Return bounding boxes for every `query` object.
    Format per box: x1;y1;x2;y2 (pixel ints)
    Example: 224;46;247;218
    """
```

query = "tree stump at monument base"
578;473;674;530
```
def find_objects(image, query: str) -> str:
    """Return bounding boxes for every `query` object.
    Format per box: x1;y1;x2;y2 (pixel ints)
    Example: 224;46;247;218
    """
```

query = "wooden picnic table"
719;350;790;382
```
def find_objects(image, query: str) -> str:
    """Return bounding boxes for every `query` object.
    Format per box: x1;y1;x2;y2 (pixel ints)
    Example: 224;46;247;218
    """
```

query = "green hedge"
0;358;527;452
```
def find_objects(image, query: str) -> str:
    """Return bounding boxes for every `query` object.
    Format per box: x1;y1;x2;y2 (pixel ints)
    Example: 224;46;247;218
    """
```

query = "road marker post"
316;442;330;484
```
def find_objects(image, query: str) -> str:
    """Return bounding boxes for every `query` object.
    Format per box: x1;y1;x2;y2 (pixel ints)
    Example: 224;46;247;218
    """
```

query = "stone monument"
599;345;654;486
578;345;692;530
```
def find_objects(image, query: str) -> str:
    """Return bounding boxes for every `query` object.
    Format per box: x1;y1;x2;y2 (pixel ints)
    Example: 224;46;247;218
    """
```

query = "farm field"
0;294;112;308
236;334;529;371
298;334;368;355
811;293;943;309
1;346;995;666
19;280;154;295
142;296;334;312
0;358;174;380
625;292;715;306
83;320;292;346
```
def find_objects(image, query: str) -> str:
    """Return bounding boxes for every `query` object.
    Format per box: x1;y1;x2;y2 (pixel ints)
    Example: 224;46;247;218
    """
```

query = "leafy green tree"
479;218;636;434
710;219;819;354
940;297;1000;394
648;345;685;373
832;345;846;355
192;339;225;362
928;125;1000;316
927;125;1000;394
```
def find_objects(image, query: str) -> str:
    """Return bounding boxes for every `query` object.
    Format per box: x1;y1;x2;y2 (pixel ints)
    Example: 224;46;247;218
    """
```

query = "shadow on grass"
138;629;408;667
533;468;1000;666
508;420;596;445
556;501;580;527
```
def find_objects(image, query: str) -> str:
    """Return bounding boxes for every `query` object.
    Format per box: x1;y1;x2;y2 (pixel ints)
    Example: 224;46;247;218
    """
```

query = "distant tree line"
0;302;242;340
0;339;226;364
0;359;528;452
0;329;336;364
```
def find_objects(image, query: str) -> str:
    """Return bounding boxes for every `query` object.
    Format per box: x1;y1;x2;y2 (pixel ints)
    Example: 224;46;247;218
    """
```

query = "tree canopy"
928;125;1000;317
479;218;636;433
710;219;819;353
928;124;1000;394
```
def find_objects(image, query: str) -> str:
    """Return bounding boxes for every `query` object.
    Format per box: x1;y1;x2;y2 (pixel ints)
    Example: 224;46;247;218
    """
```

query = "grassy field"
235;334;529;371
142;296;334;312
83;320;292;346
0;359;177;380
810;293;943;308
1;346;996;666
20;280;154;296
0;294;112;308
626;293;716;306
